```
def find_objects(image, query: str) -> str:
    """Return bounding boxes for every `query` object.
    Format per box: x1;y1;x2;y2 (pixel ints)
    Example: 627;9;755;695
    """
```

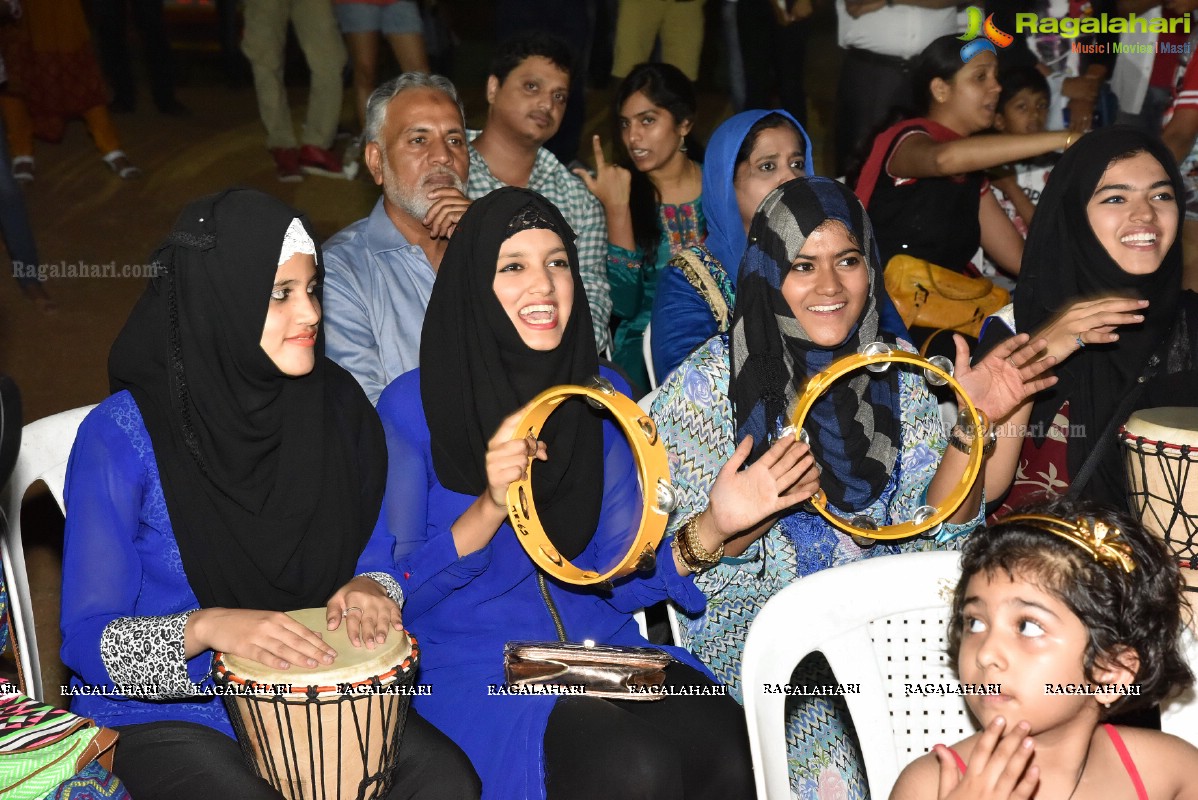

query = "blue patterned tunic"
652;334;981;798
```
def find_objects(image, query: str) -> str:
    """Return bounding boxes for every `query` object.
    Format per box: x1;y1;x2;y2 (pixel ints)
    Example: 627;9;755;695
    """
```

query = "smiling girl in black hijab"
60;188;479;799
980;126;1197;515
374;186;753;800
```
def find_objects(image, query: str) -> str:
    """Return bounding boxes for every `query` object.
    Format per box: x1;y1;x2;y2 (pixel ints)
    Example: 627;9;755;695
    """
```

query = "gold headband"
1002;513;1137;573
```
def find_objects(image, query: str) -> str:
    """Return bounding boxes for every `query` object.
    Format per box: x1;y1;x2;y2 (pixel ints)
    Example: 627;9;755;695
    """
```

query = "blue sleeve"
651;265;718;382
59;406;209;693
374;376;491;624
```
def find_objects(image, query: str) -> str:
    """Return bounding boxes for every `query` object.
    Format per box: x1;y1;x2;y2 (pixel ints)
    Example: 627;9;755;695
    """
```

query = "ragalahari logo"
959;7;1014;62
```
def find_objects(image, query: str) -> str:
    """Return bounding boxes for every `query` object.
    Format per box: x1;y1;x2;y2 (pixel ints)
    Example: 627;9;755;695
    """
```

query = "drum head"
219;608;413;688
1122;407;1198;446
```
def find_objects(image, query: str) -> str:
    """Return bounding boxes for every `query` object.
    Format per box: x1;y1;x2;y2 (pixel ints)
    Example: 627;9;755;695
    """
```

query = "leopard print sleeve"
99;610;198;699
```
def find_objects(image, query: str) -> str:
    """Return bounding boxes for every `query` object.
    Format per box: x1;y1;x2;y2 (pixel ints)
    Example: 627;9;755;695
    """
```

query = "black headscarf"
730;177;901;511
109;188;386;612
421;187;603;559
1016;126;1183;501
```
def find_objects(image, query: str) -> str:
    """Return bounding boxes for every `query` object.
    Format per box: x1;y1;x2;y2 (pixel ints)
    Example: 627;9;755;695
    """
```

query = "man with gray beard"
323;73;472;403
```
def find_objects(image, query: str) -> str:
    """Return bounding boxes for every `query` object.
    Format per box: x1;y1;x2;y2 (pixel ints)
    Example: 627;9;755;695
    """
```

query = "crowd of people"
5;1;1198;798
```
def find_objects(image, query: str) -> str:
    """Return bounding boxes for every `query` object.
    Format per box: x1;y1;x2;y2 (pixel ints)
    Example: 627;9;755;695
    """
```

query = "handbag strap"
674;248;731;332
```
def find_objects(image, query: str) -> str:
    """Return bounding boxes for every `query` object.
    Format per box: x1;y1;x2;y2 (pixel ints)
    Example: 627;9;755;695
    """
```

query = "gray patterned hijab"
729;177;901;511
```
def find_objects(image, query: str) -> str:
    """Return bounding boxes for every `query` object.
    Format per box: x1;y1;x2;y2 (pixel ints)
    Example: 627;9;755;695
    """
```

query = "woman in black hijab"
60;188;479;799
981;126;1197;514
373;186;754;800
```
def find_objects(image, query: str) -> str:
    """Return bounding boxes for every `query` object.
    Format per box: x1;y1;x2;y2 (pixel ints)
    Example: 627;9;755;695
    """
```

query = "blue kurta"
58;390;398;737
375;367;710;800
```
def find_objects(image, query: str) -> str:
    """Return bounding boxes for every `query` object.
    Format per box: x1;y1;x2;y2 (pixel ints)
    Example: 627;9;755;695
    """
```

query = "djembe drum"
214;608;420;800
1119;407;1198;591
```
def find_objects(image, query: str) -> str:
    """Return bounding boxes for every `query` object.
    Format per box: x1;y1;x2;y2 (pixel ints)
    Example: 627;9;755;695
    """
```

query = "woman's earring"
679;137;688;153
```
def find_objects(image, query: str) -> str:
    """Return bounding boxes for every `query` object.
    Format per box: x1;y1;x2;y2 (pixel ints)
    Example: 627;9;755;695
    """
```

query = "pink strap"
933;744;968;775
1103;724;1149;800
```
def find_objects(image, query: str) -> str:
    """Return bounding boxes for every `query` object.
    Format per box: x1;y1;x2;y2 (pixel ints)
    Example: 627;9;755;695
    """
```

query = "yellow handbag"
883;254;1009;339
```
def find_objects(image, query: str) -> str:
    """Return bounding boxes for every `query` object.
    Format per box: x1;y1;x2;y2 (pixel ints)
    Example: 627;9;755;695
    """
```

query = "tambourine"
507;378;677;585
791;345;985;542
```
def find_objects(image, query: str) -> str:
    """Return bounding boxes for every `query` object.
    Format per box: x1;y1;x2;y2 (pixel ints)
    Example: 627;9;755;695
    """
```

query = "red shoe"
298;144;347;178
271;147;303;183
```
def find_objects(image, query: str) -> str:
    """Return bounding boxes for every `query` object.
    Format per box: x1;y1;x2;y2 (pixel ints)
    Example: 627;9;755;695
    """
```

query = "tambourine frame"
791;350;984;541
507;384;671;585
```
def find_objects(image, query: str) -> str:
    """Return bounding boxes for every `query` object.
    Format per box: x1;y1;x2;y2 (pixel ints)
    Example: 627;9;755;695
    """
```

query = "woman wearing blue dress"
373;187;767;799
58;188;478;799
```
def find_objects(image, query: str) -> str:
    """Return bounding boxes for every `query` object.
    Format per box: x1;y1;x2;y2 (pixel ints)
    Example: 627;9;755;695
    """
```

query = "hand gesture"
423;186;472;239
486;403;547;510
708;433;819;542
954;332;1058;422
326;576;404;649
1033;295;1148;363
189;608;337;671
933;717;1038;800
1066;97;1095;133
573;135;632;212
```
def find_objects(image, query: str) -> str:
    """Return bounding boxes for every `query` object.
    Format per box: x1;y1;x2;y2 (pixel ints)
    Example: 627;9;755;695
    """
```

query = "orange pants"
0;95;122;158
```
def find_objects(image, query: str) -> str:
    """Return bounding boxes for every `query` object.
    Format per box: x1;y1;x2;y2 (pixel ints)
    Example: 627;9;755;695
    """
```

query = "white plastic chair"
1;405;95;700
741;551;974;800
1161;626;1198;742
643;322;657;390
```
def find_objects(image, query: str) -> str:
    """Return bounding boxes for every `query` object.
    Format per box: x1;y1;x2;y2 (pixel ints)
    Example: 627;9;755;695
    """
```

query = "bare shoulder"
1109;725;1198;800
889;751;941;800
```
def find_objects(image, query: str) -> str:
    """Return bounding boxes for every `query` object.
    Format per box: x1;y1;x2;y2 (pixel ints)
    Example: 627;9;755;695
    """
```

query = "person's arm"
990;175;1037;230
574;134;635;251
651;254;723;380
574;186;614;353
322;246;388;405
1163;106;1198;165
979;190;1025;277
888;129;1075;180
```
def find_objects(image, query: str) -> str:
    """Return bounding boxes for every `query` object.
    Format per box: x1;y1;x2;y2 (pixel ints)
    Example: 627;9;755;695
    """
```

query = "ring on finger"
342;605;363;619
1075;334;1085;349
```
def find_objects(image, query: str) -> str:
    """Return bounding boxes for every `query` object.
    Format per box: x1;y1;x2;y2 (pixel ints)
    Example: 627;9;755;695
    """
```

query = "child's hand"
934;717;1038;800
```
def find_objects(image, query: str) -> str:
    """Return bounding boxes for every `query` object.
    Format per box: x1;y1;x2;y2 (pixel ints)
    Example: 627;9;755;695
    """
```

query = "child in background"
890;498;1198;800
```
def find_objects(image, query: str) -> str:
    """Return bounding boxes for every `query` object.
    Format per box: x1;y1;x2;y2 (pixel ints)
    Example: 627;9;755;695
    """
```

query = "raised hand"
933;717;1038;800
423;186;472;239
326;576;404;650
486;403;547;510
1033;295;1148;363
187;608;337;670
954;333;1058;423
707;433;819;543
573;134;632;213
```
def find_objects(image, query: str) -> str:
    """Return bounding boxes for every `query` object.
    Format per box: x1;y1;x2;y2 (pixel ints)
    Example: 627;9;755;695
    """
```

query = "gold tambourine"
791;345;984;542
507;378;677;585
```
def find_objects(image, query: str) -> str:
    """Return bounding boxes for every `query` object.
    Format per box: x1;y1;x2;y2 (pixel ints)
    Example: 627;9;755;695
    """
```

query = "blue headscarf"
703;109;813;288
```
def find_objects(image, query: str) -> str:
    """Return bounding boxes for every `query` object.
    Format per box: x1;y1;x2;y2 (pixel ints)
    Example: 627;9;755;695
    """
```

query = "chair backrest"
741;550;976;800
1161;626;1198;742
1;405;96;700
643;322;657;390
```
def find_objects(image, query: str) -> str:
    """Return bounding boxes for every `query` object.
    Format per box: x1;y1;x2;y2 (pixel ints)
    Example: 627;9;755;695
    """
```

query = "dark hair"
997;65;1051;116
948;498;1194;717
612;63;702;264
734;112;803;175
911;34;975;116
490;30;574;84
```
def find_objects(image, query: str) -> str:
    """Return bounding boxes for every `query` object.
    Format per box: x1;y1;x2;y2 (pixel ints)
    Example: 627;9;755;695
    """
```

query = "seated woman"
653;177;1056;798
979;126;1198;525
59;188;479;800
855;35;1074;282
373;186;755;800
650;108;909;382
577;62;704;391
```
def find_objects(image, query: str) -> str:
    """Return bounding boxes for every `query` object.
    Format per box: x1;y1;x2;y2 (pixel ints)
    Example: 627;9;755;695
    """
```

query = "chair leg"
1;520;44;700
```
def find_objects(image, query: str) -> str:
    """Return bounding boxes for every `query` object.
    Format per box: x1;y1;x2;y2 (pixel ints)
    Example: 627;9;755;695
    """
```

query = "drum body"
213;608;419;800
1120;407;1198;589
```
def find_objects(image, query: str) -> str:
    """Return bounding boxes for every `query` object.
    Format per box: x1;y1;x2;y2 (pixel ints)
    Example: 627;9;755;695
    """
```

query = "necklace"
1064;729;1095;800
